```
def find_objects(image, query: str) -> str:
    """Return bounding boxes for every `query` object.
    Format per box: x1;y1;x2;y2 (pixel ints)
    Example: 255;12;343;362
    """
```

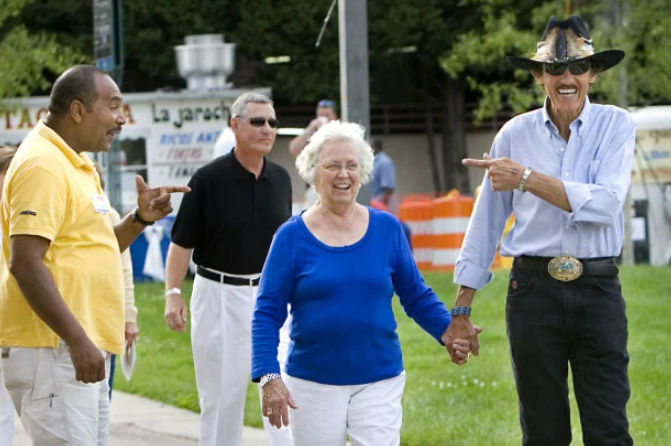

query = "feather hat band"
507;15;624;72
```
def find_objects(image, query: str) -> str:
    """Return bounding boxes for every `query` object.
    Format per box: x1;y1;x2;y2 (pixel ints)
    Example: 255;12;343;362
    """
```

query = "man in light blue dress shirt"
444;16;635;446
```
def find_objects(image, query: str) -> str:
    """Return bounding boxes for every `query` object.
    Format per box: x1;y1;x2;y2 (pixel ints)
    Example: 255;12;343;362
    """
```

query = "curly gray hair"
295;120;374;187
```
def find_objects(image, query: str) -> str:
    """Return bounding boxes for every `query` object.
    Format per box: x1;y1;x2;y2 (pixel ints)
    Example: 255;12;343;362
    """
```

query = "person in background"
212;122;236;160
288;99;338;157
369;138;412;250
0;145;17;446
446;16;635;446
252;120;471;445
94;164;139;399
0;65;189;445
370;137;397;213
289;100;339;210
164;92;293;446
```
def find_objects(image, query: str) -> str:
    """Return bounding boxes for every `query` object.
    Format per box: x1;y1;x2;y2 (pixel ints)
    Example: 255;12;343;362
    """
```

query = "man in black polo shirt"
163;92;293;446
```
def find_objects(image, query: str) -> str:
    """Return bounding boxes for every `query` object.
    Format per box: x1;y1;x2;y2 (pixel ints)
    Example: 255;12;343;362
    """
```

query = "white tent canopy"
629;106;671;266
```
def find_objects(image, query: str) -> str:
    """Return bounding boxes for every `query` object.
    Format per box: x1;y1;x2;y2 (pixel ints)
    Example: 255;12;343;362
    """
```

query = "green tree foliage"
440;1;560;120
122;1;239;91
0;0;32;26
234;1;340;103
611;0;671;104
111;0;525;113
440;0;671;119
365;0;479;100
4;1;671;121
0;0;87;101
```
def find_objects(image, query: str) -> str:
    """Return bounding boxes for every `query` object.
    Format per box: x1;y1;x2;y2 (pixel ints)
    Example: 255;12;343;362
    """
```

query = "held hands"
262;378;298;429
135;175;190;223
441;316;483;366
463;153;524;192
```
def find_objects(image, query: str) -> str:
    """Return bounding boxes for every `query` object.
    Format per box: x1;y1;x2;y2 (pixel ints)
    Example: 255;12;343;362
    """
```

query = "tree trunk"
423;71;442;194
441;77;470;193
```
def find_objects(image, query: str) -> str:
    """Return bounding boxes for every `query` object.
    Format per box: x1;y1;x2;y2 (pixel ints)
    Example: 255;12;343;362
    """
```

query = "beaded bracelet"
450;306;472;316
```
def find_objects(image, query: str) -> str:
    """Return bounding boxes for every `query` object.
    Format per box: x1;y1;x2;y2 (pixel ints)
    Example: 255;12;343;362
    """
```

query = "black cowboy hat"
507;15;624;72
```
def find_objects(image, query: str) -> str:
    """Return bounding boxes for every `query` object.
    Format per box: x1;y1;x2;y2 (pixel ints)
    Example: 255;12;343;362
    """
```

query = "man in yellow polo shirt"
0;65;189;445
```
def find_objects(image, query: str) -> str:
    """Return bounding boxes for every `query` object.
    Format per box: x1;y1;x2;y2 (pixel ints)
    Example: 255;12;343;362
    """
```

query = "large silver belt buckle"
547;255;583;281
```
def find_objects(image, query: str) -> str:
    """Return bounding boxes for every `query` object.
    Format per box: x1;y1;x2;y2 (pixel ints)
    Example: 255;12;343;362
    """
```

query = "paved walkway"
13;391;268;446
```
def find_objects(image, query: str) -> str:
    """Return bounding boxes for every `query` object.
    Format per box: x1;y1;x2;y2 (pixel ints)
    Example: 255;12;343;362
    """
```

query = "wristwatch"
132;208;155;226
518;166;533;192
260;373;282;387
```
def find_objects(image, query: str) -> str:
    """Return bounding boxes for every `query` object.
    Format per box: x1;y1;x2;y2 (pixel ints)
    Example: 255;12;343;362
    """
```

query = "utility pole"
93;0;124;211
338;0;371;205
610;0;634;266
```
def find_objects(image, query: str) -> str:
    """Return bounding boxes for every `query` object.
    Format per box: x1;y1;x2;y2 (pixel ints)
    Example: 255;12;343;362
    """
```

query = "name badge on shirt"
92;194;110;214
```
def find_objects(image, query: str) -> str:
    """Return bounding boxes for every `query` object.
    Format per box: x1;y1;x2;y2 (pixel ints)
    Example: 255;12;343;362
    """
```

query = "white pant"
0;342;110;446
0;367;15;446
285;373;405;446
191;273;292;446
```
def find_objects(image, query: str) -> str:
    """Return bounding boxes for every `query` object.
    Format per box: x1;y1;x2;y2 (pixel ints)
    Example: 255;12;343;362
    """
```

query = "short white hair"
295;120;375;186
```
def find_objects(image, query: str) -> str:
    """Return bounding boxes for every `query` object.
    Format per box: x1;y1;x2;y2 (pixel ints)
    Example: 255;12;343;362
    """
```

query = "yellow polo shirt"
0;121;125;354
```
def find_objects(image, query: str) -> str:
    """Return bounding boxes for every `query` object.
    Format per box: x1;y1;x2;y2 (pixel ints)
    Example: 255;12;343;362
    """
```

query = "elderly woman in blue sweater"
252;121;472;446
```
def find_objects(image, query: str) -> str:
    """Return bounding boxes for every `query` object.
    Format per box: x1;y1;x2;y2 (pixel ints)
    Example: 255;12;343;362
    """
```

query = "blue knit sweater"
252;207;451;385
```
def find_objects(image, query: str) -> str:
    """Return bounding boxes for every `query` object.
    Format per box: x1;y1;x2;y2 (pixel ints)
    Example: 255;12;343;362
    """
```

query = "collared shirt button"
560;147;565;152
564;172;569;178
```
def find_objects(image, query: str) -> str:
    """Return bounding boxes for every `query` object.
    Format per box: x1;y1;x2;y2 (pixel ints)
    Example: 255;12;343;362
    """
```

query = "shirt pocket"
588;159;601;184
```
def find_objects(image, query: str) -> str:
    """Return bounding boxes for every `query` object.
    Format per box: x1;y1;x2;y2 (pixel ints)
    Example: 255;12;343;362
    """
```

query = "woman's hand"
125;321;139;347
441;320;483;365
261;378;298;429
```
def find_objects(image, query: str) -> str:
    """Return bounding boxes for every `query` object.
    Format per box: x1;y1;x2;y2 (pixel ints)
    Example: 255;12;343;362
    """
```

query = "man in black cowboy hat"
444;16;635;446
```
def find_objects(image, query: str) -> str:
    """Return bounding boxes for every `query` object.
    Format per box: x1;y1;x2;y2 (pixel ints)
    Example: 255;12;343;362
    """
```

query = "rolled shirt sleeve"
455;132;513;290
564;116;636;228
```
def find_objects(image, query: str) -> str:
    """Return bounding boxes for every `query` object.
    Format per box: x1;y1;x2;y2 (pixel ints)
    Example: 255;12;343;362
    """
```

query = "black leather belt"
513;256;618;278
196;266;260;286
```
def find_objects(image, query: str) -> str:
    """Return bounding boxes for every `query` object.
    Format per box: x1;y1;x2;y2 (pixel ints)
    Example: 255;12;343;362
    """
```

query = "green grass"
114;266;671;445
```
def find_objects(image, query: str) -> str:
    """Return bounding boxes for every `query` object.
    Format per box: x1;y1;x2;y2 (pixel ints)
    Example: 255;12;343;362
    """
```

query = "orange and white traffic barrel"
473;185;514;270
398;195;433;271
431;190;474;271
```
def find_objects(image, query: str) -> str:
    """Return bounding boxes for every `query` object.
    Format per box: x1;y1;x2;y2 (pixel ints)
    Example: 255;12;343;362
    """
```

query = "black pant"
506;261;633;446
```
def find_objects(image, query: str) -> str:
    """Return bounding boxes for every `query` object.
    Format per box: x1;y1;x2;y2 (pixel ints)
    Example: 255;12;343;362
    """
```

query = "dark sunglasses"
242;117;280;128
544;60;591;76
